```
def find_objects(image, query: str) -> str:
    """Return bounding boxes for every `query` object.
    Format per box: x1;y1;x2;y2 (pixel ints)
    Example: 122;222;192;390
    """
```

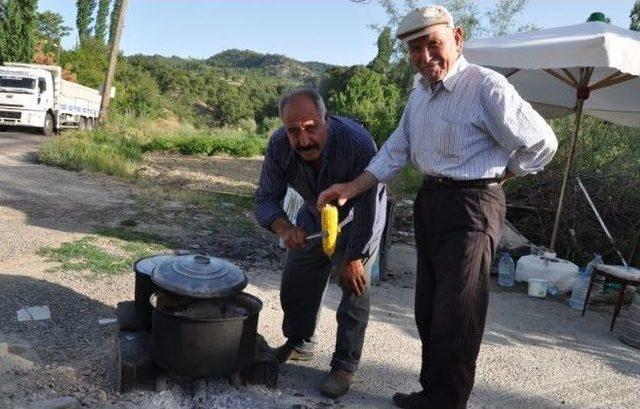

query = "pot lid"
151;254;247;298
133;253;178;276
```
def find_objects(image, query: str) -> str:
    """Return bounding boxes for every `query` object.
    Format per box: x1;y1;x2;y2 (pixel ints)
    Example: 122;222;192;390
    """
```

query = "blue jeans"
280;239;378;372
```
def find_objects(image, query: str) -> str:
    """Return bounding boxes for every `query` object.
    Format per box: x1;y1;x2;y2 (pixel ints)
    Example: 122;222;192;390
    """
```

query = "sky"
38;0;637;66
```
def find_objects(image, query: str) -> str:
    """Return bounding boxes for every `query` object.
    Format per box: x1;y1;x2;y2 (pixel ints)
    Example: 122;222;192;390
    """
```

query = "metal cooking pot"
149;290;262;378
133;254;174;331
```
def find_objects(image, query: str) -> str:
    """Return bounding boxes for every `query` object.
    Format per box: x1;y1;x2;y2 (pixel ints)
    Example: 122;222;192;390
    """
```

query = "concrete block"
16;306;51;322
117;331;157;393
239;334;279;389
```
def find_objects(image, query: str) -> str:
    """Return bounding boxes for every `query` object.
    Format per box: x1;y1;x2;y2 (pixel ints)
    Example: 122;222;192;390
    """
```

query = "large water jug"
498;252;515;287
515;251;579;294
569;268;590;310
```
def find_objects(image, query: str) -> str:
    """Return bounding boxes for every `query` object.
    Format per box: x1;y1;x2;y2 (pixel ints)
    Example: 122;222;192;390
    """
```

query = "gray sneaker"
319;368;354;398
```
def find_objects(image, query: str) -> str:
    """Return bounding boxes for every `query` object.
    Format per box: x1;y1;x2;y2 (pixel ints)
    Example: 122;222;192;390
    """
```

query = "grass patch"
39;129;140;178
37;227;172;277
39;116;267;177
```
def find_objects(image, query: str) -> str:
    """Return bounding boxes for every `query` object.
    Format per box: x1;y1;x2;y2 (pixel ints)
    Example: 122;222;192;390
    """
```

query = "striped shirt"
255;115;387;261
366;55;558;182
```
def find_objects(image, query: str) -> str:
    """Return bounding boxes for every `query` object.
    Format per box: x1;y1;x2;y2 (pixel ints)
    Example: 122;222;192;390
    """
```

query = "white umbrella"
464;22;640;250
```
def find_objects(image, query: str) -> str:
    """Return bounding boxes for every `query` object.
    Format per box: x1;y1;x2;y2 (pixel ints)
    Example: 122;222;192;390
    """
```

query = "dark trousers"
280;239;378;372
413;181;505;409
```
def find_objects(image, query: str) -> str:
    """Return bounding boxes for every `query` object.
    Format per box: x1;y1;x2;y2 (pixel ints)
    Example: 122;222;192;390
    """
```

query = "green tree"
36;11;71;58
0;6;4;64
60;38;108;88
368;27;393;74
112;60;162;117
442;0;482;39
631;0;640;31
108;0;121;44
0;0;37;63
76;0;97;45
205;80;253;126
20;0;38;62
486;0;531;37
94;0;110;43
323;66;402;145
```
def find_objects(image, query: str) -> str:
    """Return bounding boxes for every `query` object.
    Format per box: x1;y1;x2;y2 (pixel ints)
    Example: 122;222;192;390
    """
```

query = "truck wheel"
86;118;94;130
41;113;54;136
78;117;87;131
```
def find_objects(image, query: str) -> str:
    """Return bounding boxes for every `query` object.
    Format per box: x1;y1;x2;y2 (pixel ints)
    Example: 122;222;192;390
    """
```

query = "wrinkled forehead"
282;95;323;123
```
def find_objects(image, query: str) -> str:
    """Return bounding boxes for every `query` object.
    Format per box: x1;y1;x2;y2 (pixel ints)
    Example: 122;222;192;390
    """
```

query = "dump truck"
0;63;102;135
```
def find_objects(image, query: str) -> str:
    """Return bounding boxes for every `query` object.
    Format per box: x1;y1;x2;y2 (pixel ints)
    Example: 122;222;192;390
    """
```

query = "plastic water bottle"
498;252;515;287
569;254;602;310
569;268;590;310
585;254;603;276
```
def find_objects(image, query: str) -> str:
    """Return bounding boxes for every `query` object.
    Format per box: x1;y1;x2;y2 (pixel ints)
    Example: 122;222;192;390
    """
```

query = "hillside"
115;50;336;127
205;49;332;80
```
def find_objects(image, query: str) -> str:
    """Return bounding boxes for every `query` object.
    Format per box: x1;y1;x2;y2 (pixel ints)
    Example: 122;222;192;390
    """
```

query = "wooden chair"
582;223;640;331
581;229;640;331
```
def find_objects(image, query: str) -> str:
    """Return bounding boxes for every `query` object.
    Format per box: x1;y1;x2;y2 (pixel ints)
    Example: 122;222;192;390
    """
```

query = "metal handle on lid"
194;255;210;264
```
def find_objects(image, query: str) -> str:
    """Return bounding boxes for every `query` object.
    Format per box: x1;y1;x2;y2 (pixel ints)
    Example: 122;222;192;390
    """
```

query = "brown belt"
422;175;501;189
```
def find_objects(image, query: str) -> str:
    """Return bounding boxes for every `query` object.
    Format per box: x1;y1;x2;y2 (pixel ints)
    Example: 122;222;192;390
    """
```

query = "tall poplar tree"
19;0;38;62
0;0;37;62
94;0;110;43
631;0;640;31
108;0;121;44
76;0;97;45
0;1;6;63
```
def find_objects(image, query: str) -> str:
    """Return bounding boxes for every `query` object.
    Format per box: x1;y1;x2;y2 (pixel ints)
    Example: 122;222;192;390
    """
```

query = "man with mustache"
255;88;386;398
318;6;557;408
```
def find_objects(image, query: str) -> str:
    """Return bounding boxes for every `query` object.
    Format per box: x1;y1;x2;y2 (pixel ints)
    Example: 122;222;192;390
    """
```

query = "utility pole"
98;0;128;122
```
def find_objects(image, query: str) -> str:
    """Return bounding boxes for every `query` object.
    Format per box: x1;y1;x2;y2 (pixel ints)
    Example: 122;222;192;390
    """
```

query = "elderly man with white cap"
318;5;557;409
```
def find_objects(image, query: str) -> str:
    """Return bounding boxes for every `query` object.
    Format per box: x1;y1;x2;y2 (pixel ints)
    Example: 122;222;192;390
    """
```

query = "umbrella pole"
550;99;585;250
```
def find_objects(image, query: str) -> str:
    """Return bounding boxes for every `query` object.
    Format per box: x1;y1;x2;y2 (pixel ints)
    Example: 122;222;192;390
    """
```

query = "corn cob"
321;204;339;256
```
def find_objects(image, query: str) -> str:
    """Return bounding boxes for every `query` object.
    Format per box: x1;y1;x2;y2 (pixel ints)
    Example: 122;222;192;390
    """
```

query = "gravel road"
1;130;638;408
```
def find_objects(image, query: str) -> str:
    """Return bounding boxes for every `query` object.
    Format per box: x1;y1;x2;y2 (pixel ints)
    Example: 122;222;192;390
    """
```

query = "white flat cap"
396;6;455;42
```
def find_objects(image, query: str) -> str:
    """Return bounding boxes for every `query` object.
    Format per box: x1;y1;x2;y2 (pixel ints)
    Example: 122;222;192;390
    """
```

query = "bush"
209;135;265;157
176;134;215;155
260;116;281;136
236;118;258;133
143;136;175;152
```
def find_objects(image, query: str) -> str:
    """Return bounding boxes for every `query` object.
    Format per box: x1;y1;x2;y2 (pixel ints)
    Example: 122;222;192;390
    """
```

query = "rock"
8;343;29;355
162;201;185;211
27;396;80;409
97;390;107;401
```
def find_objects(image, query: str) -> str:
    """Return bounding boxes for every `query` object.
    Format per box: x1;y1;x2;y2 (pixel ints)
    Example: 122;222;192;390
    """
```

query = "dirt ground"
1;131;639;409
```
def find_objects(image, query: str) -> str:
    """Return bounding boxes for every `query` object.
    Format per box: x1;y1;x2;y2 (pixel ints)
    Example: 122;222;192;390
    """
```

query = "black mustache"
296;145;319;152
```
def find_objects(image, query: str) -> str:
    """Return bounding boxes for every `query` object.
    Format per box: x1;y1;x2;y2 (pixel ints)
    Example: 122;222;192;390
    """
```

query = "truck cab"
0;66;55;134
